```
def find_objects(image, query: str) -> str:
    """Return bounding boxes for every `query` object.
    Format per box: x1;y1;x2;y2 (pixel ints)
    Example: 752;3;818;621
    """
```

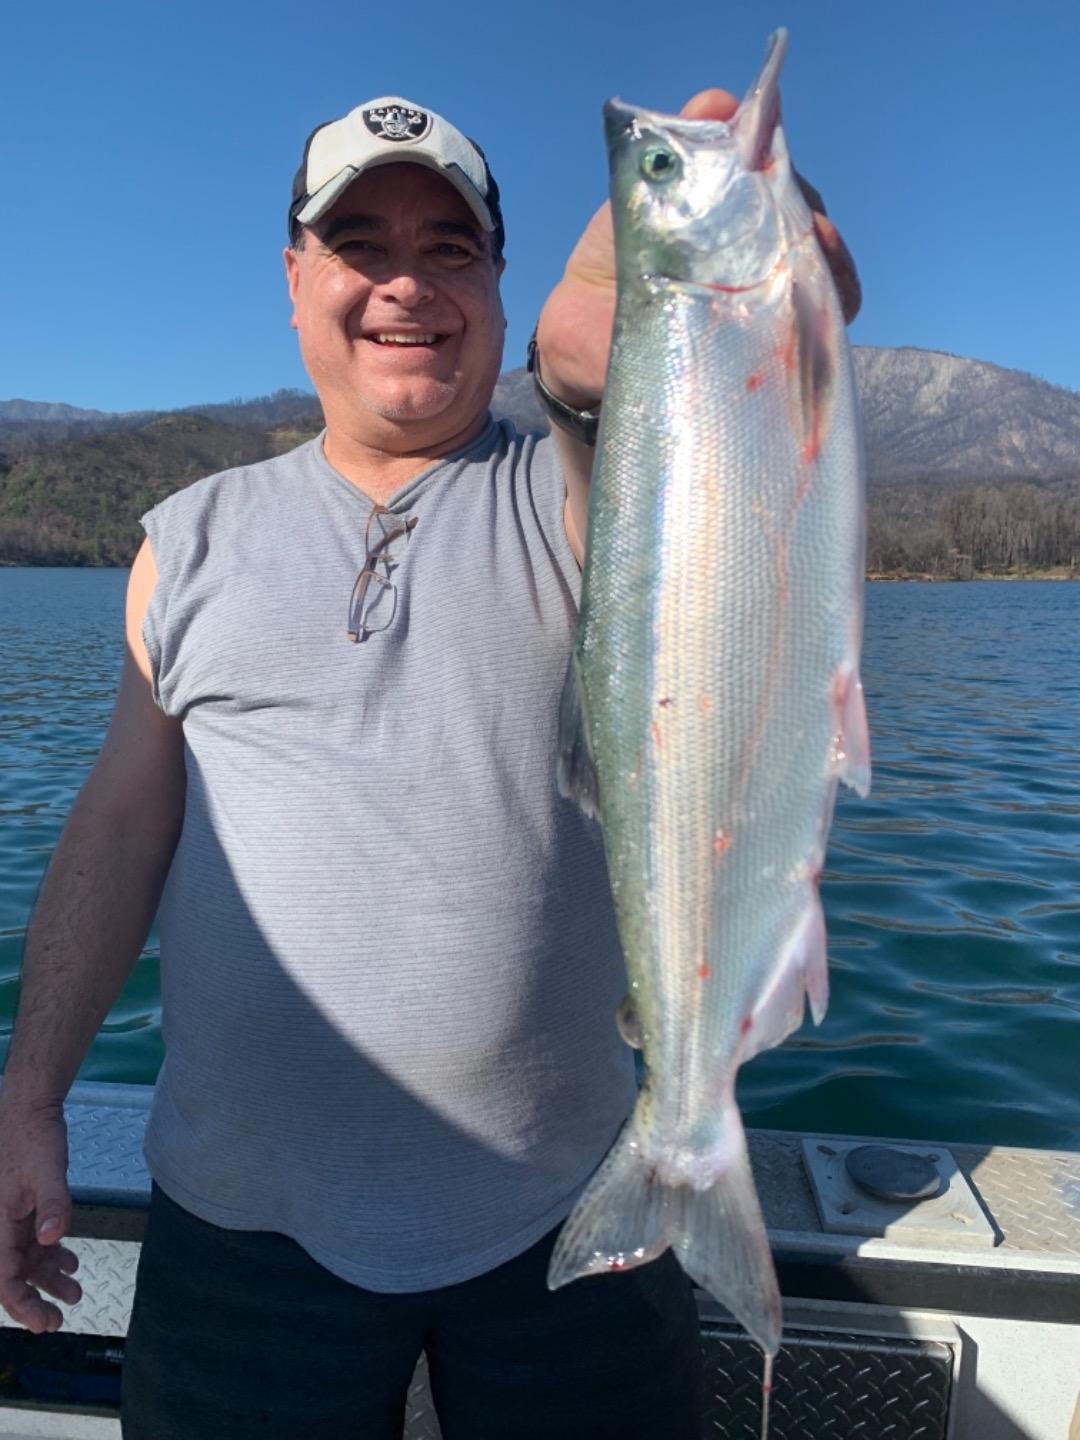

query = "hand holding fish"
535;87;860;422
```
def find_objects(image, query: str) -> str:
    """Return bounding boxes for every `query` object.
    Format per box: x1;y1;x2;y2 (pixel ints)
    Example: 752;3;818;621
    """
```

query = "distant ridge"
852;347;1080;482
0;399;114;424
0;389;321;446
2;349;1078;572
494;347;1080;486
6;351;1080;486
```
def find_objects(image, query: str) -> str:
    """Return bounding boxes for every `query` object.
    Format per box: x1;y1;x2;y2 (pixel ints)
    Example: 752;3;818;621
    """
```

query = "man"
0;92;857;1438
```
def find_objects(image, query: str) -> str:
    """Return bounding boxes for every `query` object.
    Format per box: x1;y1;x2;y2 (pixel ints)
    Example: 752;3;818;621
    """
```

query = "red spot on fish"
801;402;827;467
607;1256;628;1271
698;693;714;715
651;721;662;748
713;829;731;857
698;964;711;981
740;1015;753;1037
778;329;798;373
746;370;765;392
658;696;674;708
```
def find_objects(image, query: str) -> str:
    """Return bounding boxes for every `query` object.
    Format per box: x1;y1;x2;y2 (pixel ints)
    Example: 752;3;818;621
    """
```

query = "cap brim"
295;152;495;233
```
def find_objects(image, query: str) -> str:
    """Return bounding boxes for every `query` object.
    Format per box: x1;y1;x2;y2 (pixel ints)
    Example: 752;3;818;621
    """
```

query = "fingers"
795;169;827;218
680;88;739;122
797;171;862;323
34;1263;83;1307
813;212;862;324
0;1217;81;1332
0;1270;68;1335
54;1244;80;1275
0;1277;82;1331
0;1109;77;1331
34;1202;71;1247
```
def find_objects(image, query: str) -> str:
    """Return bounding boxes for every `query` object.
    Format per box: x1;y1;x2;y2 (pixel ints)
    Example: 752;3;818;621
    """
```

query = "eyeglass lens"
348;507;416;641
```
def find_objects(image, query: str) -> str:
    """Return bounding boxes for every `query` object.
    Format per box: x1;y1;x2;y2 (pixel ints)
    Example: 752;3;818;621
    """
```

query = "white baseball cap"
289;97;504;255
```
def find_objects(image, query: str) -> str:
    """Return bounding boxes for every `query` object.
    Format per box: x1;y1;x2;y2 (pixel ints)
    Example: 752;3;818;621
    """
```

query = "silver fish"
549;29;869;1362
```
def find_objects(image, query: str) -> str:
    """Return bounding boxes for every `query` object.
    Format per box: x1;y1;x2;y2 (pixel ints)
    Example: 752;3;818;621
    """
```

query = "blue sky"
4;0;1078;412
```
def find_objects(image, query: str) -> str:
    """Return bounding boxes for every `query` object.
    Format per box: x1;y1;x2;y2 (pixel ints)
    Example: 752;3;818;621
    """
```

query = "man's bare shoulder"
126;539;159;686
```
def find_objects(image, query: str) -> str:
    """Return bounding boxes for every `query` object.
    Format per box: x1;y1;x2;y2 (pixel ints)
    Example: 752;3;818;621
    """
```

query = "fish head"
604;30;811;295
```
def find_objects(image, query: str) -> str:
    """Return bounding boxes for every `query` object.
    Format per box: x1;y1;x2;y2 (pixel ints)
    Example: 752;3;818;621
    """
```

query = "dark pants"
121;1184;703;1439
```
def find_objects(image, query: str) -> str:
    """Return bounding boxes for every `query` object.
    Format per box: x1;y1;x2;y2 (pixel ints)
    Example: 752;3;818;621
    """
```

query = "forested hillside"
0;412;317;564
2;350;1078;574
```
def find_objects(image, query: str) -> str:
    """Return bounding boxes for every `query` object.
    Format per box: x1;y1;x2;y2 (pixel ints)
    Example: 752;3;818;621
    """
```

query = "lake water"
1;569;1078;1149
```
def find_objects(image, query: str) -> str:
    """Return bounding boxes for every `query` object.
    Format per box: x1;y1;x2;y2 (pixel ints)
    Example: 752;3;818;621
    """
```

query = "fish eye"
639;145;681;184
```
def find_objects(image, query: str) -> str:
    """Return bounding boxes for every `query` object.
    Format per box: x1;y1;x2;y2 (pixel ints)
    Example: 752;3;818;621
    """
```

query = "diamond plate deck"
698;1321;954;1440
63;1085;151;1206
59;1243;139;1339
965;1148;1080;1257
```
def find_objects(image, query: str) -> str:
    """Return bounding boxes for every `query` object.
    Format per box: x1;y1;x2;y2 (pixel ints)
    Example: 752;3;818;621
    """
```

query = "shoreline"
867;569;1079;582
4;561;1078;582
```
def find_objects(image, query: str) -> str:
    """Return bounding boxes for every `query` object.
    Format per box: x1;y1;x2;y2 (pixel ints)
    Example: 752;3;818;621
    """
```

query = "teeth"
374;333;437;345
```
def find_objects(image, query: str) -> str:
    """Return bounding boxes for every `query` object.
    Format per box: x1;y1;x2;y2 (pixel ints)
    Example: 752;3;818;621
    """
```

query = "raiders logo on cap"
362;105;432;143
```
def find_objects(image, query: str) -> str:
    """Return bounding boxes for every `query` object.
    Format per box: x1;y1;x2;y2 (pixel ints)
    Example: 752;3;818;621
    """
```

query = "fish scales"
549;30;869;1361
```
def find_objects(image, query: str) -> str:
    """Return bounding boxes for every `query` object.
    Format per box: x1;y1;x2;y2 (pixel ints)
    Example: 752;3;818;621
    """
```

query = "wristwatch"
527;332;600;447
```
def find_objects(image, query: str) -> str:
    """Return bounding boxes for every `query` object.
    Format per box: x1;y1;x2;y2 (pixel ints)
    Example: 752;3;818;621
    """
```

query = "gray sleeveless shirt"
140;419;636;1291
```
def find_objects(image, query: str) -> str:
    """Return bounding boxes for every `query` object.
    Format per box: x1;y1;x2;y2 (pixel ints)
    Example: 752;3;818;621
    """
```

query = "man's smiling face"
284;162;505;453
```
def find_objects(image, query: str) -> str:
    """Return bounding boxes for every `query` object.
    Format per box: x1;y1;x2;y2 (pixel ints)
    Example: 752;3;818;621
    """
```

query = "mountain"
2;349;1078;571
0;389;321;447
852;348;1080;483
8;349;1080;486
0;399;114;423
495;348;1080;487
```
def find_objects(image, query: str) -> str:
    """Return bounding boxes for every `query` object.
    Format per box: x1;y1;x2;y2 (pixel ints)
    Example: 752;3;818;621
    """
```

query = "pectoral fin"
740;889;830;1065
832;664;871;797
557;651;599;819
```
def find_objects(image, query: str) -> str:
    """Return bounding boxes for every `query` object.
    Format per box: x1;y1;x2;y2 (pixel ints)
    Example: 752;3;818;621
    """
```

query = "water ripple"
739;581;1080;1150
3;572;1079;1148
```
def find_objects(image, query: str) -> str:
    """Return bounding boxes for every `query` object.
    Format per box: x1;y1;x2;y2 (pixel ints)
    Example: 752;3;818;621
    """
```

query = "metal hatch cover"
802;1138;997;1247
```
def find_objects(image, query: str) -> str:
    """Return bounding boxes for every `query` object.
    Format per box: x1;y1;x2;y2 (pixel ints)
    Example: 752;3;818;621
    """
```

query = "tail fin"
548;1113;782;1357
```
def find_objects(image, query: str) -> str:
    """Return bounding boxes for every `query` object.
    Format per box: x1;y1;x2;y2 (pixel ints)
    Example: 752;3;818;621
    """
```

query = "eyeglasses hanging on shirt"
347;506;419;642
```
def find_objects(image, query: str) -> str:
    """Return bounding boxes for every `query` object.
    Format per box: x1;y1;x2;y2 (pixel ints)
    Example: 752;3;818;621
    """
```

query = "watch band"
527;332;600;447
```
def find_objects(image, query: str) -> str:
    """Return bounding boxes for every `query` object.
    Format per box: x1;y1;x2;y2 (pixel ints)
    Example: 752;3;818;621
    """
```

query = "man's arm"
0;540;185;1332
535;89;861;565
